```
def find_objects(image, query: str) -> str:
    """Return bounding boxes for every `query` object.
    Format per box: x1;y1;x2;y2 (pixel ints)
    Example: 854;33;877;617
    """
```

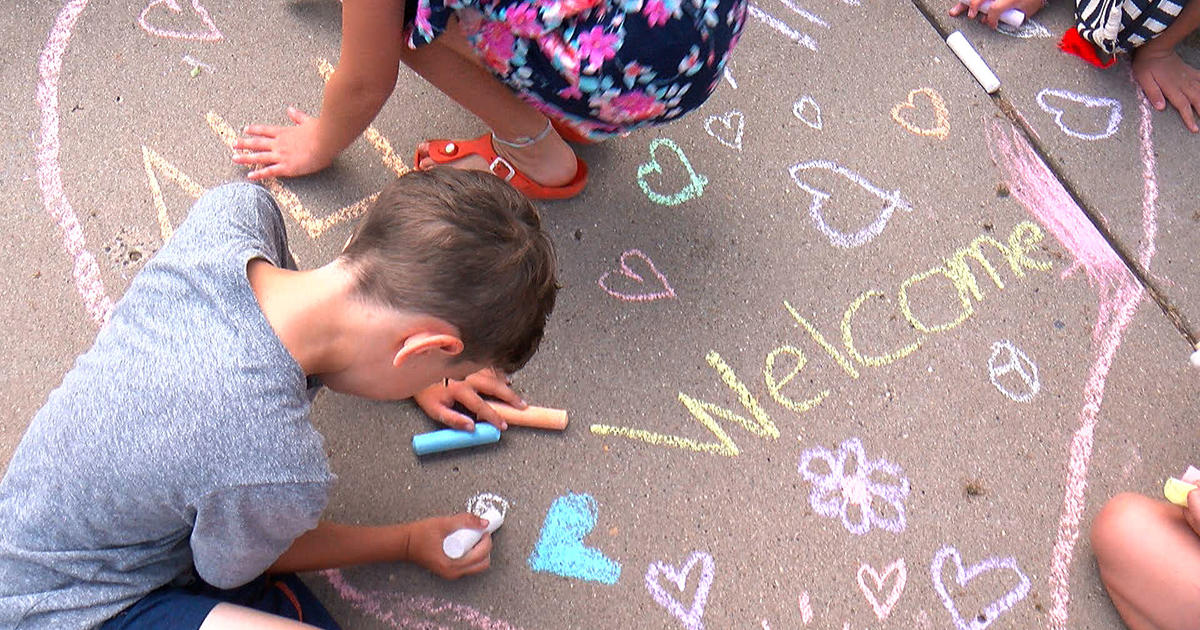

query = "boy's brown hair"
339;168;558;373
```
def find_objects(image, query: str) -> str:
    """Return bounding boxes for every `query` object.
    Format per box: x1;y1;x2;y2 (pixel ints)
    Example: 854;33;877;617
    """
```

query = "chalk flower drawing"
797;438;909;535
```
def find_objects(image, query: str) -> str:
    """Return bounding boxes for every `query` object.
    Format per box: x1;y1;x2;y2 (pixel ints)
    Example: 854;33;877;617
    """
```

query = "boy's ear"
393;332;464;368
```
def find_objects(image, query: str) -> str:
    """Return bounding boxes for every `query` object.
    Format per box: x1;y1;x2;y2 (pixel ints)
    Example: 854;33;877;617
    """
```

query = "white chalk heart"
789;160;912;249
704;111;744;151
793;96;823;130
139;0;223;41
645;551;715;630
598;249;676;302
857;558;907;621
1036;88;1122;140
931;546;1030;630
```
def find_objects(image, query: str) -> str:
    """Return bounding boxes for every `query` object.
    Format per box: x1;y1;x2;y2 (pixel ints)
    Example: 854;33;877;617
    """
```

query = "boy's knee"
1092;492;1162;563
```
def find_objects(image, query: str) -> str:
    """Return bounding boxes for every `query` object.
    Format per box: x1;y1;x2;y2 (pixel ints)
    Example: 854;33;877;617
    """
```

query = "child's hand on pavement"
1132;46;1200;133
233;107;335;180
949;0;1043;29
403;513;493;579
413;368;527;432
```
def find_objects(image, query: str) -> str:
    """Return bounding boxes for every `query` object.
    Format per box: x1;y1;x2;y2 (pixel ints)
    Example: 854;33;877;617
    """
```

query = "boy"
0;168;558;629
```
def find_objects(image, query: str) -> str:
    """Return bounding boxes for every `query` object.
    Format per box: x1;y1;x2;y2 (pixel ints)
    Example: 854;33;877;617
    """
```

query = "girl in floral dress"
235;0;747;199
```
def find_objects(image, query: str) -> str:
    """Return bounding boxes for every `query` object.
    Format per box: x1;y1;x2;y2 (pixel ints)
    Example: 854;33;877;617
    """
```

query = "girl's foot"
415;124;579;187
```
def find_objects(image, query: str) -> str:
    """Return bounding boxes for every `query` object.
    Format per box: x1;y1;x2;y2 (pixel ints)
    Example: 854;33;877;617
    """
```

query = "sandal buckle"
489;156;516;182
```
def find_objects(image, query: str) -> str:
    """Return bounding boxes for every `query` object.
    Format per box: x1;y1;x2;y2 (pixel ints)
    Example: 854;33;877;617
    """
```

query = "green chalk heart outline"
637;138;709;206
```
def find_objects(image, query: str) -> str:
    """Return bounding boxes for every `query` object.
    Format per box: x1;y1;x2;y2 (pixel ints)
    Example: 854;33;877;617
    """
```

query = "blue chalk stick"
412;424;501;456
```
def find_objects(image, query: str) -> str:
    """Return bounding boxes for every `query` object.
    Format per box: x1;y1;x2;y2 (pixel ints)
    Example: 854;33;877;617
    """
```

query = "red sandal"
551;119;598;145
414;133;588;201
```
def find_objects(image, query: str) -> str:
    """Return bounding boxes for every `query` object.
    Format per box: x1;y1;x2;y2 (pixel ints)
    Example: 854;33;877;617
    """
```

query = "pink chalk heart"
931;546;1030;630
857;558;906;621
598;249;676;302
139;0;223;41
645;551;715;630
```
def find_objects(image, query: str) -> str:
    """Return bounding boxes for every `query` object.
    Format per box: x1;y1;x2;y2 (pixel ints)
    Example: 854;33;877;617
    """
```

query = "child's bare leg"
1132;0;1200;132
197;603;324;629
1091;493;1200;629
397;17;578;186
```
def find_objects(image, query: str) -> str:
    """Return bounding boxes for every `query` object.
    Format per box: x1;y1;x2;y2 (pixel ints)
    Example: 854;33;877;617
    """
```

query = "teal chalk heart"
637;138;708;206
527;493;622;584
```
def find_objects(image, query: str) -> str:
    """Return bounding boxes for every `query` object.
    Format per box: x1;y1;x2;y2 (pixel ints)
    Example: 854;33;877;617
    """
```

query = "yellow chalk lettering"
841;290;925;367
140;145;206;241
782;300;860;379
1007;220;1054;272
764;345;829;413
943;236;1016;301
898;266;973;334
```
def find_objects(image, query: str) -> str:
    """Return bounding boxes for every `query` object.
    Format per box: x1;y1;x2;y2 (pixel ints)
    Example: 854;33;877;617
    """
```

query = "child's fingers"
458;532;493;565
457;391;506;430
286;107;312;125
1164;87;1198;133
437;406;477;432
1138;74;1167;110
232;151;275;165
949;2;966;16
242;124;282;138
247;163;288;181
233;136;276;152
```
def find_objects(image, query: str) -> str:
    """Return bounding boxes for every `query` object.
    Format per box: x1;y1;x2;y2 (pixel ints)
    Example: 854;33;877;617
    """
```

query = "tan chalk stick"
490;402;568;430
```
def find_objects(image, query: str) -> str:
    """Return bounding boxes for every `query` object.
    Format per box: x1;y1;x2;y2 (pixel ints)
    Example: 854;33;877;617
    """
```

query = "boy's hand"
233;107;336;180
1133;46;1200;133
413;368;526;431
948;0;1043;29
403;513;493;579
1185;489;1200;537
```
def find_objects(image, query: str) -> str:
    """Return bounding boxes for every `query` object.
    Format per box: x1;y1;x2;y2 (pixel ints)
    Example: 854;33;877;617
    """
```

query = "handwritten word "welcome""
591;221;1054;456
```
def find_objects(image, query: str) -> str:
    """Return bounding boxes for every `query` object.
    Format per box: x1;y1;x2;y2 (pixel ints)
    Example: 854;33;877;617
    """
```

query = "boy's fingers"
287;107;311;124
243;124;280;138
1139;75;1167;110
234;136;274;152
949;2;965;16
439;408;476;431
247;164;286;181
459;532;493;564
460;393;506;430
232;152;274;165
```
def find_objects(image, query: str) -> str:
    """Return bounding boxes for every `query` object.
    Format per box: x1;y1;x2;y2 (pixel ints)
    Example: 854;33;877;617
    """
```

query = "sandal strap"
488;156;517;182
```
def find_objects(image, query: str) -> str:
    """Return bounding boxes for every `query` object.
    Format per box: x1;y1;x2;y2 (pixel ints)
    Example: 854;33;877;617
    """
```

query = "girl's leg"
1091;493;1200;630
397;16;579;187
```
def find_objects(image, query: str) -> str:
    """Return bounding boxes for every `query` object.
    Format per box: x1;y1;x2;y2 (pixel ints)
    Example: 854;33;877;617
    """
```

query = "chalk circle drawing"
891;88;950;140
139;0;223;41
792;96;823;130
1036;88;1122;140
797;437;910;535
598;249;677;302
703;110;744;151
797;591;814;624
987;339;1040;402
321;569;523;629
930;545;1031;630
997;17;1052;38
645;551;715;630
857;558;907;621
788;161;913;249
637;138;709;206
527;493;622;584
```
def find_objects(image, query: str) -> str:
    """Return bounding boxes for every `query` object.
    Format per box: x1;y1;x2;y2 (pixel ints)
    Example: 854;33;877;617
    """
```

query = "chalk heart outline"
139;0;223;41
598;249;676;302
793;96;823;130
857;558;907;621
1036;88;1122;141
645;551;716;630
789;160;913;249
891;88;950;140
637;138;709;206
931;546;1031;630
704;111;744;151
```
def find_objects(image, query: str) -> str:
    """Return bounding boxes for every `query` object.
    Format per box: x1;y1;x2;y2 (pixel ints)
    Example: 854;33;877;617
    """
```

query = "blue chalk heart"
527;493;621;584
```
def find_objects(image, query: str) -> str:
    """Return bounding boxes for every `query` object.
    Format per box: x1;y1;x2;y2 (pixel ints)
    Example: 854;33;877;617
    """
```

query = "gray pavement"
2;0;1198;628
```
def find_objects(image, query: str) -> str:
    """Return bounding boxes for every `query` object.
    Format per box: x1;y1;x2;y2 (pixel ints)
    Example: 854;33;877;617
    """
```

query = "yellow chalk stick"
1164;477;1196;507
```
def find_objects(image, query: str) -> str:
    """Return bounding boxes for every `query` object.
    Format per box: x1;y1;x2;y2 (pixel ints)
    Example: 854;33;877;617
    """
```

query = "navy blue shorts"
101;573;340;630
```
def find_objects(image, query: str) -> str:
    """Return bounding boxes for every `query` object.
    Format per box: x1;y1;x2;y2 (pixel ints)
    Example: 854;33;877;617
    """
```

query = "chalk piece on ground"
412;424;501;456
1164;477;1196;507
957;0;1025;27
946;31;1001;94
1189;347;1200;368
491;402;569;430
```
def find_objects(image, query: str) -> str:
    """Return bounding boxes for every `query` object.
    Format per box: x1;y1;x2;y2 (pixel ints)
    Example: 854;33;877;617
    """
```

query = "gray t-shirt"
0;183;334;629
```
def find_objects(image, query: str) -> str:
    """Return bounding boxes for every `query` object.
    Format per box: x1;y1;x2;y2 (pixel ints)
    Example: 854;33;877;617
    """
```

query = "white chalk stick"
946;31;1001;94
442;507;504;559
1190;345;1200;368
957;0;1025;27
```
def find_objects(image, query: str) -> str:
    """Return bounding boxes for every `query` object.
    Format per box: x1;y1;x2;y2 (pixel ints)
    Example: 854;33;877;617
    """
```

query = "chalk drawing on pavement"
793;96;823;130
645;551;715;630
788;161;913;248
930;545;1030;630
1036;88;1122;141
637;138;708;206
704;111;744;151
598;249;677;302
987;339;1040;402
891;88;950;140
798;437;910;535
138;0;223;41
857;558;906;621
528;493;622;584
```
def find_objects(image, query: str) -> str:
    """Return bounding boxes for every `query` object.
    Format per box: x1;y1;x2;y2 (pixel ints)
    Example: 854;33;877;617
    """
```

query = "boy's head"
337;168;558;382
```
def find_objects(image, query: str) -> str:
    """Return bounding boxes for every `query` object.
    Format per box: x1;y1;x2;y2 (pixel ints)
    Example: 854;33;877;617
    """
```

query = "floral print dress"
407;0;747;139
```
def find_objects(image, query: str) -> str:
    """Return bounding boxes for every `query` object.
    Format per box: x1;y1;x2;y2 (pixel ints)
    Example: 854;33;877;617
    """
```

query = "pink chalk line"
38;0;114;327
320;569;523;630
986;78;1159;630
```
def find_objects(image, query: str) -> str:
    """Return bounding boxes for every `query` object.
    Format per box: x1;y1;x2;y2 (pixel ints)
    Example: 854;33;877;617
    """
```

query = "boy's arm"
232;0;405;180
267;514;493;579
1132;0;1200;132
